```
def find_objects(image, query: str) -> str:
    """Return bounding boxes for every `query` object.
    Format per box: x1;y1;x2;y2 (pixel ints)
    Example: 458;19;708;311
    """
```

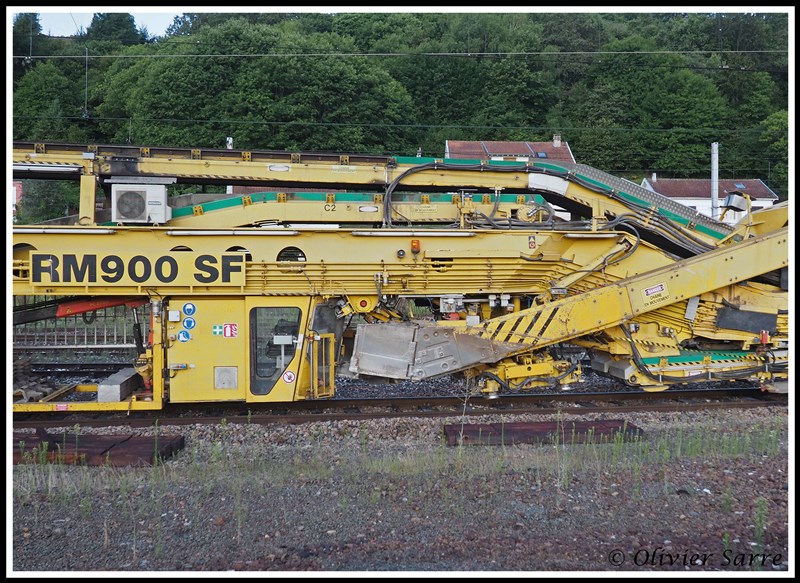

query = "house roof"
641;178;778;201
445;140;576;164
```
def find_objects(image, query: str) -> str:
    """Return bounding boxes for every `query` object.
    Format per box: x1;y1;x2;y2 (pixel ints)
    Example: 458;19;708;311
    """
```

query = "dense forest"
11;11;790;222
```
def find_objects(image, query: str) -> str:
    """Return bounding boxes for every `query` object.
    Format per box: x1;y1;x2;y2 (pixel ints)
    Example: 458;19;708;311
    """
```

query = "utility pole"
711;142;719;220
83;47;89;118
226;137;234;195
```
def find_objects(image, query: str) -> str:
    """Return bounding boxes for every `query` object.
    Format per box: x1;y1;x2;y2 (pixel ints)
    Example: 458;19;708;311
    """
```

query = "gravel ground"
9;405;791;575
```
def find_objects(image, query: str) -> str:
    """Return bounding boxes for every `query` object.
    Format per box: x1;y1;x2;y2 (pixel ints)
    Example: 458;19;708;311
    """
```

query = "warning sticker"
640;282;669;308
413;205;437;213
212;323;238;337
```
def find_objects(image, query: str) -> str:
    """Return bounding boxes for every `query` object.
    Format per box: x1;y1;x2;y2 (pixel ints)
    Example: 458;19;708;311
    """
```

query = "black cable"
384;162;541;227
382;162;719;260
619;324;778;385
475;371;511;392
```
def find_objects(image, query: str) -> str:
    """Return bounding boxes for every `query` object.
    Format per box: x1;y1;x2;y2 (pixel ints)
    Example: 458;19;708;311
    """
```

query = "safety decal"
640;282;670;308
212;324;238;337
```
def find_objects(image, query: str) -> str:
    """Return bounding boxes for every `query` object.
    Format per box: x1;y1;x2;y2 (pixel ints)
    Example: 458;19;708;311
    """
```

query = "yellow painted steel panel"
166;298;247;403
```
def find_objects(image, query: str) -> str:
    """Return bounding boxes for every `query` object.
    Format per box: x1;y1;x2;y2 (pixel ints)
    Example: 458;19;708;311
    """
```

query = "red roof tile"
445;140;576;163
643;178;778;200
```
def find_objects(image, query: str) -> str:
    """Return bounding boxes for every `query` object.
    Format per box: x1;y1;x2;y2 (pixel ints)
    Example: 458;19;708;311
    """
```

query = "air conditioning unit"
722;192;748;212
111;184;172;224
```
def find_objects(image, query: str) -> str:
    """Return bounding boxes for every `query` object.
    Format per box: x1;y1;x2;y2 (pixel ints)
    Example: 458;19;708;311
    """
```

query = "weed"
37;441;49;466
722;531;731;555
369;488;381;505
18;440;29;464
338;493;350;511
584;428;604;483
552;412;573;504
211;440;223;466
674;429;683;459
123;491;140;564
78;496;92;517
722;485;734;513
659;467;672;496
152;419;160;467
631;458;643;499
233;478;247;545
753;496;768;546
611;428;626;466
154;519;164;559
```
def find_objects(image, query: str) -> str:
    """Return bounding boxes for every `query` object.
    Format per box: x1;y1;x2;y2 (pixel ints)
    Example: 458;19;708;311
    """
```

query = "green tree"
93;18;417;153
537;12;612;88
16;180;82;224
472;57;554;137
164;12;295;36
12;61;88;142
705;13;788;110
11;13;54;84
647;69;730;175
86;13;147;45
757;110;788;200
548;80;643;174
548;34;733;177
10;11;789;173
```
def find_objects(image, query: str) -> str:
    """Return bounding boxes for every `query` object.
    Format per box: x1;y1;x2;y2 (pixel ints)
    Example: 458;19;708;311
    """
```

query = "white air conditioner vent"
111;184;172;223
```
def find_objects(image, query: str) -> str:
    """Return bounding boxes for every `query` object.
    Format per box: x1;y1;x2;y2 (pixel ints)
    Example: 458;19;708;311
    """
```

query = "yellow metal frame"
11;141;789;408
12;141;735;248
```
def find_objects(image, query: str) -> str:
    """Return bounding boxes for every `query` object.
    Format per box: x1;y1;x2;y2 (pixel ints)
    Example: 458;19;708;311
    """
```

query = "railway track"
27;362;130;375
12;387;786;431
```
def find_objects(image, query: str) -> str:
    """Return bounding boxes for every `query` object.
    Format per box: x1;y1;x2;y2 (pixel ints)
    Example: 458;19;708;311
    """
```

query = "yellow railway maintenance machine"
12;142;789;413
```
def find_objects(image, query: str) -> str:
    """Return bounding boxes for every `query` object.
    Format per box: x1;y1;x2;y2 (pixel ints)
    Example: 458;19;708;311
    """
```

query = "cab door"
246;297;312;403
166;297;247;403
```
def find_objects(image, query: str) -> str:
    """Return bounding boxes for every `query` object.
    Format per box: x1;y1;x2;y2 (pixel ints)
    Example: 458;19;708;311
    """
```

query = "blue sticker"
177;330;191;342
183;317;197;330
183;302;197;316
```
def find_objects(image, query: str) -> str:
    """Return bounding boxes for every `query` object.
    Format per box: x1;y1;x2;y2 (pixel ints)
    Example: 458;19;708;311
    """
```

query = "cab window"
249;307;301;394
